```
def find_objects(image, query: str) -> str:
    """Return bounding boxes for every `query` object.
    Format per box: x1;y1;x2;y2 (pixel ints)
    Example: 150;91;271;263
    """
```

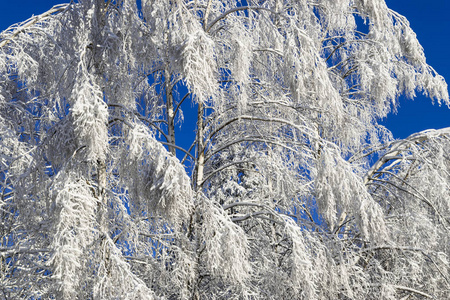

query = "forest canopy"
0;0;449;299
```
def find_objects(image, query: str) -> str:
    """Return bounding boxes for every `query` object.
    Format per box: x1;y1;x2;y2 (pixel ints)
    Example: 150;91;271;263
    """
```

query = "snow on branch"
119;122;194;225
1;0;449;298
0;4;70;49
316;146;388;244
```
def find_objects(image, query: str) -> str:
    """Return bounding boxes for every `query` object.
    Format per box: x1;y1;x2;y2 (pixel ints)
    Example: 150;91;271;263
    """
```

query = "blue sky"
0;0;448;139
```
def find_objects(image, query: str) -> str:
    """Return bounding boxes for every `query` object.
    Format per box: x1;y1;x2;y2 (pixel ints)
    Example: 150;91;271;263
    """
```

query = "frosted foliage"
200;198;251;285
0;122;32;176
94;238;156;300
284;220;318;299
0;0;449;299
121;123;193;224
320;0;355;33
50;172;97;298
71;74;108;161
285;35;342;112
43;118;77;169
142;0;218;103
179;26;218;103
227;21;252;88
365;128;450;299
316;147;387;243
353;0;448;104
69;6;109;161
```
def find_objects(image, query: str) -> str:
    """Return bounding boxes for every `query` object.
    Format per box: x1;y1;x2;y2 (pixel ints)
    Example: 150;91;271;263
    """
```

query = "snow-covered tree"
0;0;449;299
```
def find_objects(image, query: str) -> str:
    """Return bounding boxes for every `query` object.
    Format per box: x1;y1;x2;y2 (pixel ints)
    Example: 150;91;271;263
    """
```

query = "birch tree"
0;0;449;299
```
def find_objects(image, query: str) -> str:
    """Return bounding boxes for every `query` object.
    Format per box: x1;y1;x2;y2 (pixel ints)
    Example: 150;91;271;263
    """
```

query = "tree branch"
0;4;70;49
206;6;278;33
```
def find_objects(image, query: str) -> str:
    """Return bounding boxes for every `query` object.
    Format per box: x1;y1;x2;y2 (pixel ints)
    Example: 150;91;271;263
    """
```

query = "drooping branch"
390;285;433;299
174;91;191;118
365;128;450;184
204;136;305;163
0;4;70;49
206;115;313;142
159;141;195;160
205;6;278;33
200;160;251;186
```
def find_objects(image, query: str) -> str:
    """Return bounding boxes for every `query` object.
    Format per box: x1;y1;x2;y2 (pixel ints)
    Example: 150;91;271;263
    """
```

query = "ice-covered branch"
0;4;69;49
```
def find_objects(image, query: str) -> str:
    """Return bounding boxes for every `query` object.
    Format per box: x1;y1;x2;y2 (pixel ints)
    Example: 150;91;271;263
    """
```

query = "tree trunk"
165;68;176;156
195;101;205;190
